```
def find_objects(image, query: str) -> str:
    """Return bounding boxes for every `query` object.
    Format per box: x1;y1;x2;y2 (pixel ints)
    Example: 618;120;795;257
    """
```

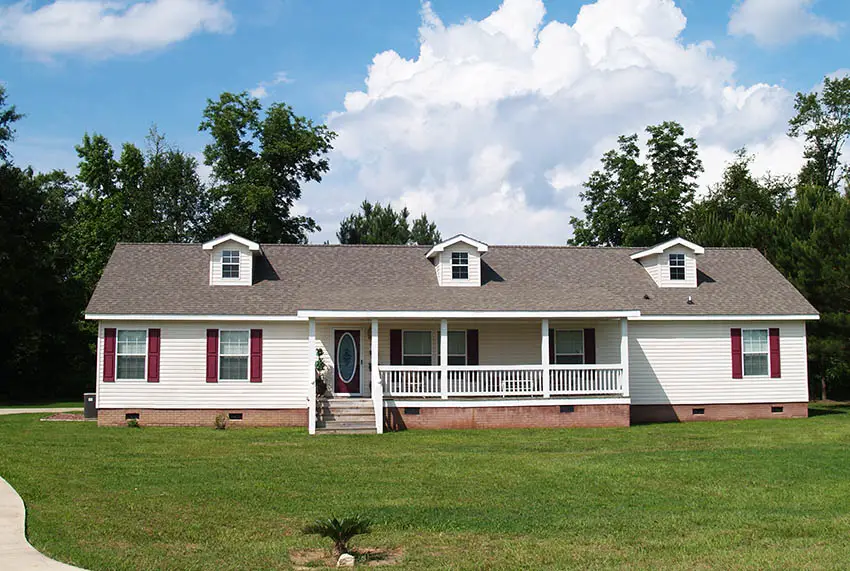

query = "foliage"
569;121;702;246
126;418;140;428
214;414;228;430
2;413;850;569
199;92;335;243
337;200;442;245
0;85;23;163
302;515;372;555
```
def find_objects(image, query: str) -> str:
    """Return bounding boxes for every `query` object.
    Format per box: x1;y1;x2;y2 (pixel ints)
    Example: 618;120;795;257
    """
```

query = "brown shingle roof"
85;243;817;317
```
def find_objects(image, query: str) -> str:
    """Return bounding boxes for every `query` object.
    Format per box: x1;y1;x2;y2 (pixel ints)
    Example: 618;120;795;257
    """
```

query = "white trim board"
629;314;819;321
298;310;641;319
86;314;308;322
385;398;631;408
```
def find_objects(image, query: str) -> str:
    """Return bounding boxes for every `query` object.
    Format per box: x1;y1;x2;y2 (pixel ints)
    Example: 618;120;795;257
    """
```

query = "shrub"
302;515;372;555
126;419;140;428
214;414;227;430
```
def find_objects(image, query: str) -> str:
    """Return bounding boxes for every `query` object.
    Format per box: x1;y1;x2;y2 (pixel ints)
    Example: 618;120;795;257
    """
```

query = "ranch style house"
85;233;818;433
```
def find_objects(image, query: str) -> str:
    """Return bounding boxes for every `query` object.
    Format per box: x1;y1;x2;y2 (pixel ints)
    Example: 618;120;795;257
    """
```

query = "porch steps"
316;398;377;434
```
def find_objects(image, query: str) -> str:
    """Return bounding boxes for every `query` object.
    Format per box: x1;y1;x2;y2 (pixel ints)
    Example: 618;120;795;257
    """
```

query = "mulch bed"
40;413;92;422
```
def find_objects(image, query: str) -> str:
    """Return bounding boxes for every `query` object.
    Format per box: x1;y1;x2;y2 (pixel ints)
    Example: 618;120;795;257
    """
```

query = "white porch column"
371;318;383;434
620;318;630;397
440;319;448;399
307;318;316;435
541;319;550;398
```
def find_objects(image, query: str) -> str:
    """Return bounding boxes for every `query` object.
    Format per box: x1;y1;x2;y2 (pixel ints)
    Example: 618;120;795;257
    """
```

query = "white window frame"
451;252;469;280
448;330;467;366
218;329;250;382
115;328;148;381
742;328;770;378
221;250;241;279
554;329;584;365
402;330;433;366
669;253;685;281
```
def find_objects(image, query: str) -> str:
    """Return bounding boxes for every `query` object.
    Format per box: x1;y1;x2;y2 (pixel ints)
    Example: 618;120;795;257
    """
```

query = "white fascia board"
202;233;261;252
297;310;641;319
425;234;489;258
85;314;307;322
630;237;705;260
385;398;631;408
629;314;819;321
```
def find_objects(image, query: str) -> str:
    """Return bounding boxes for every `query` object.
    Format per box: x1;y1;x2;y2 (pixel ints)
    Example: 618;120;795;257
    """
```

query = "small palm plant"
302;515;372;555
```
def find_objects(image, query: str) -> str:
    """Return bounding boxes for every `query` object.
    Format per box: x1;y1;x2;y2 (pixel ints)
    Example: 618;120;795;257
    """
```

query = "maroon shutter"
769;328;781;378
731;328;743;379
103;328;116;382
390;329;402;365
583;328;596;364
466;329;479;366
147;329;161;383
548;329;555;364
250;329;263;383
206;329;218;383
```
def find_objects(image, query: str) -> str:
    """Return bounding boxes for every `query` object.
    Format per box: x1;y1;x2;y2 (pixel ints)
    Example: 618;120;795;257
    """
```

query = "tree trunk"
821;376;828;401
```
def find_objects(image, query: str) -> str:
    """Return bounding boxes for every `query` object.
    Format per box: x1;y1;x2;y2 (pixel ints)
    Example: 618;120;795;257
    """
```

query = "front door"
334;330;361;394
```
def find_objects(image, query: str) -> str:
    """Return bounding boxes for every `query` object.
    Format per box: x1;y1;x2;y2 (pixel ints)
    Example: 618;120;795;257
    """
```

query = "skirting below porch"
97;408;308;427
630;403;808;424
384;402;631;430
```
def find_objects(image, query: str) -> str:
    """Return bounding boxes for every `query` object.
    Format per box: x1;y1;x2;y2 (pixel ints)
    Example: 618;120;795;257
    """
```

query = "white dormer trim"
202;233;261;253
425;234;489;259
630;237;704;260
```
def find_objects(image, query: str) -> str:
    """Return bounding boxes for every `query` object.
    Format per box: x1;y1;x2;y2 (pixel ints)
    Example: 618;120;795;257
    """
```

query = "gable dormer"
202;233;261;286
631;237;704;288
426;234;489;287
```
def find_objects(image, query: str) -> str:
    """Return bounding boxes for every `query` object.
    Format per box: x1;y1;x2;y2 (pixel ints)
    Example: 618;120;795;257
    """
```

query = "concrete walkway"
0;476;86;570
0;408;83;416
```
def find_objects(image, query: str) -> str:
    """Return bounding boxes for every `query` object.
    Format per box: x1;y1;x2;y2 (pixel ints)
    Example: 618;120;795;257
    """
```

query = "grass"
0;405;849;570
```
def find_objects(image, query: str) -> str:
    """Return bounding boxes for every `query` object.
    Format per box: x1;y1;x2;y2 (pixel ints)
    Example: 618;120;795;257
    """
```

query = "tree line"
569;76;850;400
0;88;440;401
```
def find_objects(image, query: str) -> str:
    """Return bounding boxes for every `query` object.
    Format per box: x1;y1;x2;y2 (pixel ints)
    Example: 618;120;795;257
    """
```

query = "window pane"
452;266;469;279
451;252;468;263
403;355;432;366
555;330;583;355
220;331;249;355
117;356;145;379
222;250;239;264
670;267;685;280
743;354;768;376
222;264;239;278
220;356;248;380
403;331;431;355
743;330;768;353
447;355;466;366
448;331;466;356
669;253;684;266
555;354;583;365
117;330;146;354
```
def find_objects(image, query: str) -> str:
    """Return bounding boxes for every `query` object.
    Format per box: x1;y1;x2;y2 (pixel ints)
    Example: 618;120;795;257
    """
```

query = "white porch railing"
380;364;623;398
549;364;623;396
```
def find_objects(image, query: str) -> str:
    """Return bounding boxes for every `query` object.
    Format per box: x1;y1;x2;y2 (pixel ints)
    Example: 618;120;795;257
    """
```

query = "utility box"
83;393;97;419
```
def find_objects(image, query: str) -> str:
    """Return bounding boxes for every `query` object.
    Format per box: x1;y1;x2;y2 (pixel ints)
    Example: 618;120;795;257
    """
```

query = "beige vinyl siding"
439;243;481;287
96;321;308;409
640;255;662;286
629;320;809;405
209;241;253;286
657;246;697;288
377;319;623;365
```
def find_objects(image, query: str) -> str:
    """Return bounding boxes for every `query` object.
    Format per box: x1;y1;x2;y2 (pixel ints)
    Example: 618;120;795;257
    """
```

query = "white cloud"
728;0;840;47
302;0;807;244
0;0;233;58
249;71;292;99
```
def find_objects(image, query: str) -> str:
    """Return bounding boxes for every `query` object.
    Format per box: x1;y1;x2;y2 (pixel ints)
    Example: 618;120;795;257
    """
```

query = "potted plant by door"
315;348;329;397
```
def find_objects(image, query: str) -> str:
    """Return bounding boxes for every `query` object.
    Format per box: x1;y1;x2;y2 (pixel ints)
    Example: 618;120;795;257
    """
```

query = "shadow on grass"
808;404;849;417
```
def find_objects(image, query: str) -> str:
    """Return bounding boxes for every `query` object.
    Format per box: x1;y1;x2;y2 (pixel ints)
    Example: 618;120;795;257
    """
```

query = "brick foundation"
630;402;808;424
384;403;630;430
97;408;308;427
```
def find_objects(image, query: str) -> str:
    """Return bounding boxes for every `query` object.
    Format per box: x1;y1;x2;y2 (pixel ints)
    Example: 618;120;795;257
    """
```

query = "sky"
1;0;849;244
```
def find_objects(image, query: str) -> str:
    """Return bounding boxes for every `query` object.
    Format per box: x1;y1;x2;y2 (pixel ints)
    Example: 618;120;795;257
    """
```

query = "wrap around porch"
306;315;631;434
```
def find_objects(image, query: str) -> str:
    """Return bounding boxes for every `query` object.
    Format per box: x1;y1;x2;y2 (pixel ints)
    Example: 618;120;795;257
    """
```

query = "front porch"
305;314;632;434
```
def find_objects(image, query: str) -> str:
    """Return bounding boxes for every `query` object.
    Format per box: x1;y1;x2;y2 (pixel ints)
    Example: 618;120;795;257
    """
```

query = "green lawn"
1;406;849;570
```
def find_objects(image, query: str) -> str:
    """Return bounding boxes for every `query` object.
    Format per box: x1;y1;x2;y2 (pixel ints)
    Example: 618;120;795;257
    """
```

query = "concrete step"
317;421;376;430
316;426;377;434
318;409;375;417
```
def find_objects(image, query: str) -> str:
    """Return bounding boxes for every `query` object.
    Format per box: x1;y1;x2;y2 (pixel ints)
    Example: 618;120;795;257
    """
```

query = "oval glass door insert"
337;333;357;384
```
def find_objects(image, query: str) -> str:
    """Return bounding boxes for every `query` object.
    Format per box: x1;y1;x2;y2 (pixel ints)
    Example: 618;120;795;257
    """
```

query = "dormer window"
222;250;240;279
451;252;469;280
669;253;685;281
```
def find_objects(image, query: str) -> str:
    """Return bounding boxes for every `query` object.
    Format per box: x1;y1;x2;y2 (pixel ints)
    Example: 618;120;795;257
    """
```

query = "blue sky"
1;0;848;243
